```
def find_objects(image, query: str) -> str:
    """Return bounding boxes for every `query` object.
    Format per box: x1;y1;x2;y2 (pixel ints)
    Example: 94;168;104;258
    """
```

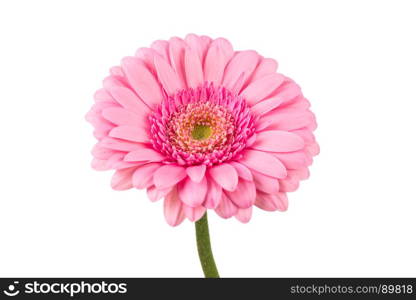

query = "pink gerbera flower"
86;34;318;227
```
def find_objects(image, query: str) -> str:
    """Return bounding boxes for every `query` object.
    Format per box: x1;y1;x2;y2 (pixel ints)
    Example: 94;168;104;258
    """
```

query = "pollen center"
191;124;212;140
149;84;256;166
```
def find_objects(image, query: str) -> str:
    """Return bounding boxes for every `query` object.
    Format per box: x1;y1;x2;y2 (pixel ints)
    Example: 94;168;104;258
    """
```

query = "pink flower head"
86;34;319;226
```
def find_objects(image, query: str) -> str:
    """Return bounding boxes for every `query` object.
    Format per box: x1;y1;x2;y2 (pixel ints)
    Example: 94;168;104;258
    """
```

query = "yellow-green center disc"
191;124;212;140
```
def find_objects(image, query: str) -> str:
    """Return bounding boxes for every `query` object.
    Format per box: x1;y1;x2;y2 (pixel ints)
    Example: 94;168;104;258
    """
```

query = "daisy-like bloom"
86;34;318;226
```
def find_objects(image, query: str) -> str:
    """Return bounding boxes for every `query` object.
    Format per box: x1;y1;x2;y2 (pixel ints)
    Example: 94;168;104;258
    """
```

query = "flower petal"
215;194;238;218
209;163;238;192
204;38;233;85
229;162;253;181
168;37;187;84
109;126;149;143
235;207;253;223
240;149;287;178
147;185;171;202
164;187;185;226
153;165;187;189
241;73;285;106
121;57;163;108
204;178;222;209
102;107;142;126
250;94;285;116
183;205;206;222
132;163;161;189
255;192;288;211
108;86;150;114
252;170;280;194
272;151;309;169
250;58;278;82
185;34;204;60
154;55;183;95
222;50;259;91
99;137;142;152
186;165;206;183
111;167;136;190
225;179;256;208
261;111;314;131
279;172;300;192
151;40;170;61
178;177;207;207
251;130;305;152
124;148;165;162
185;47;204;88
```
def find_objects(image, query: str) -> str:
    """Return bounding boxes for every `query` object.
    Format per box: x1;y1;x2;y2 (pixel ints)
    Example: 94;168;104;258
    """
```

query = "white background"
1;0;415;277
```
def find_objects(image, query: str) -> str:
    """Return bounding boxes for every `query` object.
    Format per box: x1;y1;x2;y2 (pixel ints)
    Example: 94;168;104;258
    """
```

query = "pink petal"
279;174;300;192
276;193;288;211
307;142;320;156
261;111;314;131
199;35;213;57
215;194;238;218
94;88;116;103
272;151;309;169
108;86;150;114
91;158;111;171
183;205;206;222
255;118;274;132
289;168;310;180
121;57;163;108
255;192;288;212
251;94;285;116
185;47;204;88
250;58;278;82
103;76;124;89
204;178;222;209
151;40;170;61
178;177;207;207
292;129;315;144
110;66;124;77
252;170;280;194
240;149;287;178
154;55;183;95
99;137;142;152
225;179;256;208
168;37;187;84
241;73;285;106
147;185;171;202
92;144;116;160
124;148;165;162
272;81;302;105
186;165;206;183
222;51;259;91
185;34;204;60
111;167;136;190
153;165;187;189
203;38;233;85
229;72;246;94
109;126;149;143
135;47;157;73
164;187;185;226
251;130;305;153
235;207;253;223
132;163;161;189
229;162;253;181
209;163;238;192
102;107;142;126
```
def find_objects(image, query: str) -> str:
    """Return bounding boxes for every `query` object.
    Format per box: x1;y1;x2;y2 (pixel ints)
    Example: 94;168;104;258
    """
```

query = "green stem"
195;212;220;278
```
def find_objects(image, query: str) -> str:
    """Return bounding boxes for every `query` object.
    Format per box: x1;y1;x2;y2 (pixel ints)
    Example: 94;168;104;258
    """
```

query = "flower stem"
195;212;220;278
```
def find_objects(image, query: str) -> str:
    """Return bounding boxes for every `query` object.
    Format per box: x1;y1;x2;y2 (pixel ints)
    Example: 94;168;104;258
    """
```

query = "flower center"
149;84;256;166
191;124;212;140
